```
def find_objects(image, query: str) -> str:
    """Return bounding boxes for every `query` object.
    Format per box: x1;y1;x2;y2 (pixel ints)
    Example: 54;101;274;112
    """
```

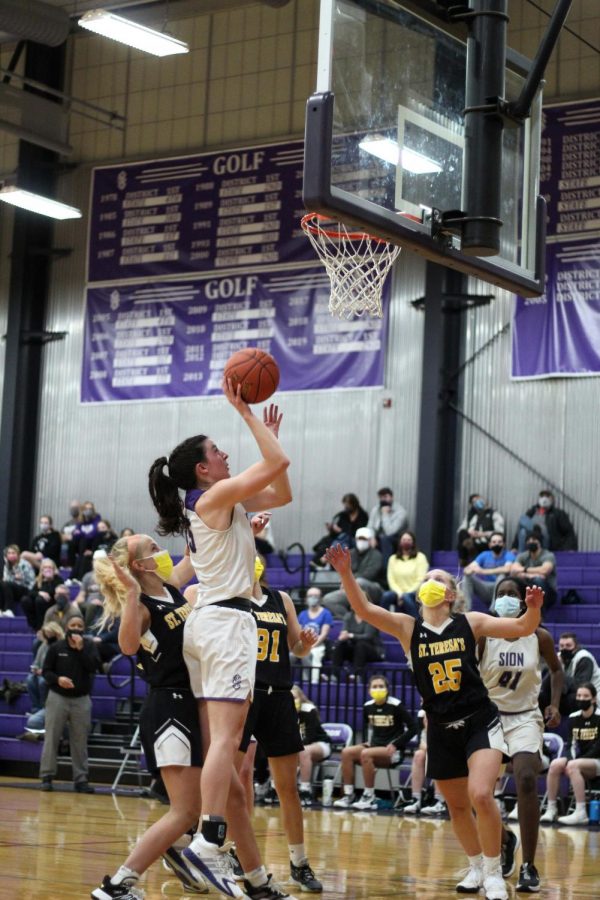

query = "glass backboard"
303;0;545;296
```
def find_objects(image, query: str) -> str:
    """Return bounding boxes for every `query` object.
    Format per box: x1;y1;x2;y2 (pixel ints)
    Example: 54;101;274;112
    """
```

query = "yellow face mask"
150;549;174;582
254;556;265;583
294;697;301;712
418;579;448;608
370;688;387;703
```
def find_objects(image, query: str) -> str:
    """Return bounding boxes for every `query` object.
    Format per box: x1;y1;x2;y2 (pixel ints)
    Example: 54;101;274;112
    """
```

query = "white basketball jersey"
187;501;255;608
480;633;541;714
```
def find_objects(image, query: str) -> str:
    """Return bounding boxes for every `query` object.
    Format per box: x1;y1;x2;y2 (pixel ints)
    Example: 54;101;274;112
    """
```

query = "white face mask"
306;595;320;608
495;594;522;618
355;539;370;552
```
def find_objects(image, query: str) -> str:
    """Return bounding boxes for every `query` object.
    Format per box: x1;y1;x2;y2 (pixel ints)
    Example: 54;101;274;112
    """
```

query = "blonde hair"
93;535;140;630
418;569;466;610
292;684;310;705
36;558;58;589
43;621;65;641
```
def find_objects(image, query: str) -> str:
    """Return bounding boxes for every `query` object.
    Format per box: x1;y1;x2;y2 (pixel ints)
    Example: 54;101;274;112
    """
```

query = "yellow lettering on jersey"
254;611;286;625
573;726;599;742
428;658;462;694
164;603;192;630
419;644;429;658
370;713;394;727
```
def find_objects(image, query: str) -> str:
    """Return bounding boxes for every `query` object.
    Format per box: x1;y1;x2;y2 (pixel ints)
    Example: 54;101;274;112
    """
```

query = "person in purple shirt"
71;500;102;580
462;532;515;609
291;587;333;683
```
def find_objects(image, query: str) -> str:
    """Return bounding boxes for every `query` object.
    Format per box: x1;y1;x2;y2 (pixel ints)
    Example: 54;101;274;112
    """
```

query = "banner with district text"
512;99;600;379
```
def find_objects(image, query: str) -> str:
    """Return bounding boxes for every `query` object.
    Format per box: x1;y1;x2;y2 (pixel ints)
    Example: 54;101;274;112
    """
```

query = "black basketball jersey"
251;587;291;689
137;584;193;689
410;614;490;723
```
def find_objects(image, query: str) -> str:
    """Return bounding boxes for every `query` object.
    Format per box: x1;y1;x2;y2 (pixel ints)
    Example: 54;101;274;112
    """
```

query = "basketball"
223;348;280;404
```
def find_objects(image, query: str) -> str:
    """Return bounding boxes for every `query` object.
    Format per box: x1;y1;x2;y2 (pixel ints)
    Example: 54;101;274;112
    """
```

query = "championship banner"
80;268;389;403
512;99;600;379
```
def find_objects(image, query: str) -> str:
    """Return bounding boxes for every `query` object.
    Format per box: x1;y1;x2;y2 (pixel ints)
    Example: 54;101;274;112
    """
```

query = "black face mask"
68;628;84;637
526;542;539;553
55;596;69;610
560;648;575;664
575;699;593;712
490;545;503;555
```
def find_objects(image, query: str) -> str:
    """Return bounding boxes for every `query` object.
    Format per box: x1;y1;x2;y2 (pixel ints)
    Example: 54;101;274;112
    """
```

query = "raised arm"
467;585;543;641
325;544;415;654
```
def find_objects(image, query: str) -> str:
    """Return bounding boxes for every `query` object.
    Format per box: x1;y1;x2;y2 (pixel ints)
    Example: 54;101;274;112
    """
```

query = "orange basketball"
223;348;280;404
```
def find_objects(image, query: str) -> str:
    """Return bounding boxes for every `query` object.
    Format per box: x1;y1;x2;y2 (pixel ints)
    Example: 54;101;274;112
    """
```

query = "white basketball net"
301;213;401;319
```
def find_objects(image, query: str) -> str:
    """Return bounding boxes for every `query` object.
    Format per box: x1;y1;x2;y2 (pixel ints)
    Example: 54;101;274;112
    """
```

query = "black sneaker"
298;789;312;807
516;863;540;893
90;875;144;899
244;874;296;900
228;848;244;880
162;845;209;893
501;828;520;878
75;781;96;794
263;786;279;805
40;777;53;792
290;861;323;893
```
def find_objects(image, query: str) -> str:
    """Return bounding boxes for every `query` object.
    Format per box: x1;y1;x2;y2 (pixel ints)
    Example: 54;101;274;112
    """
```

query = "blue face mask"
495;594;522;618
474;499;485;510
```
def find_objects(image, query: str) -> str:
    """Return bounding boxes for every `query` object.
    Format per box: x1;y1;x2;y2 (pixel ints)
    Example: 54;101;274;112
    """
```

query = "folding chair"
313;722;353;791
540;732;565;811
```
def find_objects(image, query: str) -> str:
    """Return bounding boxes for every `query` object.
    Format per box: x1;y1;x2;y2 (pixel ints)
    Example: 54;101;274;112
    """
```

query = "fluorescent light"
359;138;443;175
79;10;189;57
0;186;82;220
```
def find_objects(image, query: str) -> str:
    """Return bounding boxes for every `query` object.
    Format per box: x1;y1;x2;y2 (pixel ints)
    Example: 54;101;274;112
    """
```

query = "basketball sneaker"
420;799;447;817
539;805;557;823
351;794;379;811
400;798;421;815
289;861;323;893
516;863;540;893
333;793;355;808
162;845;209;893
557;808;589;826
507;802;519;821
483;870;508;900
244;875;297;900
183;835;249;899
298;788;313;807
91;875;144;900
263;786;280;806
227;848;244;880
455;865;483;894
501;829;520;878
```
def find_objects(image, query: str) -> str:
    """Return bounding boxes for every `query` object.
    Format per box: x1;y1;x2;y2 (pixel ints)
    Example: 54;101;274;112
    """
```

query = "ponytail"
148;436;207;536
93;537;132;630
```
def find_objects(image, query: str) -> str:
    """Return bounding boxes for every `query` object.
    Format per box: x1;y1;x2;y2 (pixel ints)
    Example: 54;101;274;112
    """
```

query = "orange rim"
301;212;390;245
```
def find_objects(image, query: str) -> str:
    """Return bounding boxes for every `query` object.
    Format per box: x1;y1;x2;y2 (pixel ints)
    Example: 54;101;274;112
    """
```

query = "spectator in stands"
253;511;274;556
510;535;557;611
292;685;333;807
322;527;383;619
311;493;368;565
457;493;505;567
91;519;118;556
0;544;36;616
39;613;99;793
75;555;107;629
290;587;333;683
540;682;600;826
119;527;134;539
461;532;515;609
20;558;64;631
21;515;61;570
60;500;82;566
329;608;384;683
541;632;600;715
70;500;102;580
26;622;65;714
381;531;428;615
89;617;120;669
42;584;81;631
513;489;578;553
367;488;409;564
333;674;417;810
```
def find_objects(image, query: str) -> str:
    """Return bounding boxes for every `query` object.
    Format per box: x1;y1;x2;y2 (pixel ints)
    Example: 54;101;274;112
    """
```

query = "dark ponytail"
148;435;208;536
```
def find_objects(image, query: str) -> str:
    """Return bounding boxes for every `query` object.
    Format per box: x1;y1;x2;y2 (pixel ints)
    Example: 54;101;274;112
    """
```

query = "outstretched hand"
325;543;352;575
263;403;283;437
222;376;252;417
525;584;544;610
110;557;140;597
299;626;319;649
250;511;271;537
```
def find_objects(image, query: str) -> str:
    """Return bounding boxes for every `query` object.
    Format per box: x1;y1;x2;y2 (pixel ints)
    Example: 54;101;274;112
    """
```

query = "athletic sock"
546;801;557;812
299;782;311;792
343;784;354;796
576;802;587;812
111;866;140;886
483;855;501;877
245;866;268;887
289;844;306;867
362;788;375;798
468;854;483;870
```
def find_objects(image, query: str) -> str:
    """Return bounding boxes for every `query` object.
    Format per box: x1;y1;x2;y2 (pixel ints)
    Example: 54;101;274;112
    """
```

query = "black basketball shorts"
139;687;203;776
239;687;304;758
426;701;506;781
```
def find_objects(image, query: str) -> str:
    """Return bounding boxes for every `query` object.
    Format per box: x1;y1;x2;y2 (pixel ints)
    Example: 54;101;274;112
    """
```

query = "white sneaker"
557;808;589;826
456;865;483;893
401;799;421;815
420;800;447;816
2;609;14;618
507;802;519;821
183;835;248;898
333;794;355;808
351;794;378;811
483;870;508;900
540;806;558;823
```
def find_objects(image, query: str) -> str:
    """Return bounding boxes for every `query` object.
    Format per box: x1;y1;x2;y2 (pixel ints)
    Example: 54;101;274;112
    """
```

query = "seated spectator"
541;632;600;715
321;528;383;618
20;559;64;631
461;532;515;609
510;535;557;610
367;487;408;564
27;622;65;714
330;608;384;683
290;587;333;684
60;500;82;566
333;674;418;810
42;584;81;631
21;515;61;570
90;617;120;668
0;544;36;616
311;493;368;565
540;682;600;826
75;559;106;629
119;527;134;539
91;520;118;555
513;489;578;553
70;501;102;580
457;493;505;567
292;685;333;806
398;711;446;816
252;511;274;556
381;531;428;615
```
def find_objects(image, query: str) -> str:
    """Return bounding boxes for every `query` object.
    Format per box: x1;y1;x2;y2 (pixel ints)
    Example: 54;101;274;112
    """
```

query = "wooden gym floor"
0;778;598;899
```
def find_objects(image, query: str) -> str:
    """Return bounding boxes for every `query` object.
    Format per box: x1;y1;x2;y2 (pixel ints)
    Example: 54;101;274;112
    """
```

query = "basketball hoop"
301;213;401;319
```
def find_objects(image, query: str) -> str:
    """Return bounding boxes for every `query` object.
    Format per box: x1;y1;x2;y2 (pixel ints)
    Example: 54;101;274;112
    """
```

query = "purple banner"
81;267;389;403
512;100;600;379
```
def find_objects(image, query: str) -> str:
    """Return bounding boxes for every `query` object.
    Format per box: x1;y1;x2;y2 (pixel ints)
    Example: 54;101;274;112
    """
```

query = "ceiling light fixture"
78;9;189;57
0;186;82;220
359;137;443;175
